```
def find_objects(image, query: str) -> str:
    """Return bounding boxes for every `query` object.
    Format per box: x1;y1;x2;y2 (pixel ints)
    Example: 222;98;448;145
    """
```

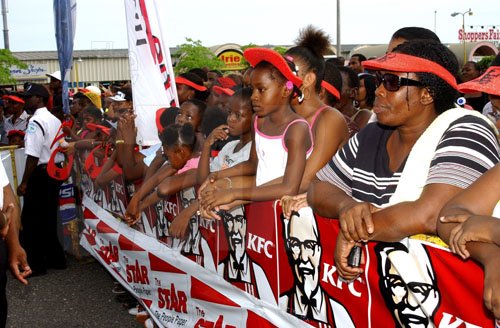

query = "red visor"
47;147;74;181
2;95;25;104
86;123;111;136
212;85;235;96
175;76;207;92
243;48;303;88
85;144;109;180
217;77;237;89
156;107;167;133
458;66;500;96
321;81;340;100
362;53;458;90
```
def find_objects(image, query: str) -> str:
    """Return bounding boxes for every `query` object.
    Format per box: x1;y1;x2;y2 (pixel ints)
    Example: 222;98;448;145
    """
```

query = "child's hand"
205;125;229;147
280;193;308;218
169;210;193;239
124;197;141;225
198;172;219;197
200;189;234;214
440;214;500;259
117;113;137;144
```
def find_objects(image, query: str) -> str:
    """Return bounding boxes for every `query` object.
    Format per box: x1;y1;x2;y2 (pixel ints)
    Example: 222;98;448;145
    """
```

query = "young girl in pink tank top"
199;48;312;215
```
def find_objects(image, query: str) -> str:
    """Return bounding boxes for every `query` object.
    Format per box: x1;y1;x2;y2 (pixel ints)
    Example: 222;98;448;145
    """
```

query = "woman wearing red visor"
308;39;499;321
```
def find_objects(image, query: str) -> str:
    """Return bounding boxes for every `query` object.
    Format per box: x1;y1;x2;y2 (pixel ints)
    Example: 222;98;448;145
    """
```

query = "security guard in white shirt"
18;83;66;276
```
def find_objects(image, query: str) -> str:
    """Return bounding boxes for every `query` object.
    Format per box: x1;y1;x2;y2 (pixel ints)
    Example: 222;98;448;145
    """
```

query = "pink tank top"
254;117;312;186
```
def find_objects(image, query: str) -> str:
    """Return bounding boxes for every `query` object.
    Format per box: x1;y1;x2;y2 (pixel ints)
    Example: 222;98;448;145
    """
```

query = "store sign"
458;28;500;42
217;50;246;71
10;63;49;79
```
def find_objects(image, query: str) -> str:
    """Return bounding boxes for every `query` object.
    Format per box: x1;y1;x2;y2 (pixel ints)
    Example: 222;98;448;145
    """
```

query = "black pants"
21;165;65;273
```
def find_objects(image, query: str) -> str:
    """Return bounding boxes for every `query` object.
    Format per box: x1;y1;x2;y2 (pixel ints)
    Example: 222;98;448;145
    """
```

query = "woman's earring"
298;91;305;104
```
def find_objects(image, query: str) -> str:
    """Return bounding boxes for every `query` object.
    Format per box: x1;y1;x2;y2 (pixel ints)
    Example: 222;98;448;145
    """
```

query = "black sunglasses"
376;72;423;92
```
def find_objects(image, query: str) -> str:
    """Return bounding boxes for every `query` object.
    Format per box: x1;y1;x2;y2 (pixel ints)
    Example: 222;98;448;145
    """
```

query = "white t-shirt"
209;140;252;172
0;160;10;209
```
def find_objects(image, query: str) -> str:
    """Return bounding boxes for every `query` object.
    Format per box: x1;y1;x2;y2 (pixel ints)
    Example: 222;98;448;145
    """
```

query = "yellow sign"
218;50;246;71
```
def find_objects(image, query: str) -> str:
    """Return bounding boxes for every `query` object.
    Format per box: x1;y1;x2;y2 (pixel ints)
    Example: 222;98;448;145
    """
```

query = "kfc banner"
124;0;178;146
80;196;310;328
80;190;495;327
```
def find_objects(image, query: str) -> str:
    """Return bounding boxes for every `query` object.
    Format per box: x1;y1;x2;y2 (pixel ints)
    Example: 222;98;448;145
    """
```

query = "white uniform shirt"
24;107;62;165
0;160;10;208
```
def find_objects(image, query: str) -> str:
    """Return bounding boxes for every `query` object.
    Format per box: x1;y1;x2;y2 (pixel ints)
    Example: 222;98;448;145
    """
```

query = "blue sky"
4;0;498;52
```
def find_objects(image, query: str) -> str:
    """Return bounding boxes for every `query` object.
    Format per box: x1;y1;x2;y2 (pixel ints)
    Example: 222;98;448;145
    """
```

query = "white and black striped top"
316;116;500;207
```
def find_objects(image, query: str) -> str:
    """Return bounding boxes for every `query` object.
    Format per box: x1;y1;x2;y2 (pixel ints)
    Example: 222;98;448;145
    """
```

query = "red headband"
243;48;303;88
362;53;458;90
458;66;500;96
321;81;340;100
156;107;167;133
212;85;235;96
175;76;207;92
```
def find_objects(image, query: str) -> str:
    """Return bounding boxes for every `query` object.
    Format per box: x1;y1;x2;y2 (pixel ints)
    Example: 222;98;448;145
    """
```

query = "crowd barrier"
75;160;495;328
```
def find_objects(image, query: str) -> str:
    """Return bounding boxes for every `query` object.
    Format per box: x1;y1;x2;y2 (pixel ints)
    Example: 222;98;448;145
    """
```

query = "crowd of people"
0;24;499;327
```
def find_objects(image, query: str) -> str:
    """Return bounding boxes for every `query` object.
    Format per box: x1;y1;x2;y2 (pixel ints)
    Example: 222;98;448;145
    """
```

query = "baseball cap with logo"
20;83;50;99
109;89;133;102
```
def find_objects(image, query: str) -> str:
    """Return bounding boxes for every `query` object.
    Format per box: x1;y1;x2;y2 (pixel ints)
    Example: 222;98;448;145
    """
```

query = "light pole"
451;8;473;65
434;10;437;33
336;0;341;60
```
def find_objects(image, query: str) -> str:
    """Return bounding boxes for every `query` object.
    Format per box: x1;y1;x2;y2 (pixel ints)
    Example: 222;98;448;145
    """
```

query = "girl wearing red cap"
199;47;312;215
308;40;499;322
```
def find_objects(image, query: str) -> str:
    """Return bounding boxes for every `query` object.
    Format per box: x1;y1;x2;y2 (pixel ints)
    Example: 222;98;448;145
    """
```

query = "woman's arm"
298;109;348;193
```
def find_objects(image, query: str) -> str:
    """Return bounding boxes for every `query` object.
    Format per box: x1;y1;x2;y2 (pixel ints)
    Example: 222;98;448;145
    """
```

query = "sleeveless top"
255;117;312;186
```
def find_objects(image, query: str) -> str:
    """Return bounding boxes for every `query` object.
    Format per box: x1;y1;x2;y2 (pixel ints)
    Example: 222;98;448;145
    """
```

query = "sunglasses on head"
376;72;423;92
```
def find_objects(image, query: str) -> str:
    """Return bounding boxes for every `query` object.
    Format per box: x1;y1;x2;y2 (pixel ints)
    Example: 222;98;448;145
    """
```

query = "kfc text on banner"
124;0;178;146
80;195;311;328
53;0;76;114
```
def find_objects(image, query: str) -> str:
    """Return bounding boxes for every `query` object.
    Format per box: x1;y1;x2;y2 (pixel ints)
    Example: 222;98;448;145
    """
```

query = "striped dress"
316;116;500;207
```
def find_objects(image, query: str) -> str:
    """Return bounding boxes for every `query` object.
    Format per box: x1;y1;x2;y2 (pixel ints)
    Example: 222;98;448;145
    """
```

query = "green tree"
0;49;27;84
476;55;495;73
173;38;223;74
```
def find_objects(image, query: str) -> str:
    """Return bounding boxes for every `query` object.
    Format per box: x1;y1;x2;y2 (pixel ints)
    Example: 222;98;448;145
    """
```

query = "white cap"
85;85;101;96
46;71;61;81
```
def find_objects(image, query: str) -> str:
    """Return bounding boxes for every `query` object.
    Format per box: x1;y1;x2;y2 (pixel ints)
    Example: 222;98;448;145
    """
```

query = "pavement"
6;255;144;328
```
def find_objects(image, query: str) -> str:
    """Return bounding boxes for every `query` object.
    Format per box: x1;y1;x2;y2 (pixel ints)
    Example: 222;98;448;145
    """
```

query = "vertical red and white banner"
124;0;178;146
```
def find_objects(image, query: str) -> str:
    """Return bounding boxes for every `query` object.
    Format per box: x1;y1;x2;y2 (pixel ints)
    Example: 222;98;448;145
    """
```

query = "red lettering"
126;260;149;284
157;284;187;313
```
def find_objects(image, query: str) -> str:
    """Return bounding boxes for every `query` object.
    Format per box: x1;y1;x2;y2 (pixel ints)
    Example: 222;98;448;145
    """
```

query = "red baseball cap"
458;66;500;96
243;48;303;88
362;52;458;90
2;95;25;104
175;76;207;92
